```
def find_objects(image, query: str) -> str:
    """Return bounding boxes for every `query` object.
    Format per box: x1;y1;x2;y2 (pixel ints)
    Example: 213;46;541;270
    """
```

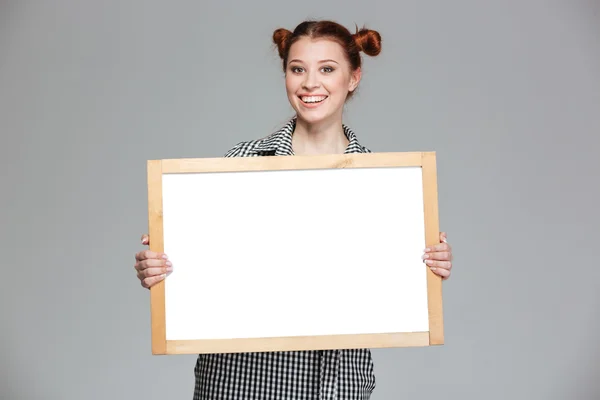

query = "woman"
134;20;453;400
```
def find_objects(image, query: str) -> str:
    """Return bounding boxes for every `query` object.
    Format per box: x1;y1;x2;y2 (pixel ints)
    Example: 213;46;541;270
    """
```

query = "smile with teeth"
300;95;328;104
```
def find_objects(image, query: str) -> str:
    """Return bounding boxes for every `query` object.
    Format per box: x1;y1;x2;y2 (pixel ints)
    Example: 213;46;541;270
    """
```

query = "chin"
292;100;338;125
296;110;328;122
299;112;339;127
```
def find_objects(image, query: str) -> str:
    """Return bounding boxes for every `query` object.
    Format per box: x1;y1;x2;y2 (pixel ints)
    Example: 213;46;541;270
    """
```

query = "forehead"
287;37;346;63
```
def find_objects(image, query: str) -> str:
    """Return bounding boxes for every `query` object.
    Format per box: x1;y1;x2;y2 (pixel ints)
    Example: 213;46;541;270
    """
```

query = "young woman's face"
285;37;360;125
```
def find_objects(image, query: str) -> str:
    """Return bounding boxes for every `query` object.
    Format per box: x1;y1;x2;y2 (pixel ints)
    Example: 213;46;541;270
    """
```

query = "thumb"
141;234;150;246
440;232;447;243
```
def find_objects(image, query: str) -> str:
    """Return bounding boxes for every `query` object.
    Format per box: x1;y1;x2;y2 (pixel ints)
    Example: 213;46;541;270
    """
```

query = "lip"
297;93;328;97
297;94;328;109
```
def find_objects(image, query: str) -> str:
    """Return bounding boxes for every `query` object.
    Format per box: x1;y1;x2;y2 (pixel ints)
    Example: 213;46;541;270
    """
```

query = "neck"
291;115;349;155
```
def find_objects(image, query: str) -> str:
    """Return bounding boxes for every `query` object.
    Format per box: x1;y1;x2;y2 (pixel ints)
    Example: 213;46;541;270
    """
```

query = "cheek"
285;75;299;95
325;74;351;94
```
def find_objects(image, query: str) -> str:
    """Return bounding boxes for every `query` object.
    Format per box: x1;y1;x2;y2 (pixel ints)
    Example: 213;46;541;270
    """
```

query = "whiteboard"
147;152;444;355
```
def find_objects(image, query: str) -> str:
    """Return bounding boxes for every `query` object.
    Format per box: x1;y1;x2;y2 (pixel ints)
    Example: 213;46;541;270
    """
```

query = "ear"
348;67;362;92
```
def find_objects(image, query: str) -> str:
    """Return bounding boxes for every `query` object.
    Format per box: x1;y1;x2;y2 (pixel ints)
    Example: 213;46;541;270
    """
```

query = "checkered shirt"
193;117;376;400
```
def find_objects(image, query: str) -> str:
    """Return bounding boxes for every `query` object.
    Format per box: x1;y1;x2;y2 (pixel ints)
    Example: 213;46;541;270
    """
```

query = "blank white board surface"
161;166;428;340
147;152;444;354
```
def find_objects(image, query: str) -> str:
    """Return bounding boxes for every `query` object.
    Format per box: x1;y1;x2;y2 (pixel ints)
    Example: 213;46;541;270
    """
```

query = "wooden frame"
147;151;443;355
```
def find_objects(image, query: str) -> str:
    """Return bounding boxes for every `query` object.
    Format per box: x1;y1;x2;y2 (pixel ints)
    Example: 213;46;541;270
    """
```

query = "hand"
422;232;453;280
134;234;172;289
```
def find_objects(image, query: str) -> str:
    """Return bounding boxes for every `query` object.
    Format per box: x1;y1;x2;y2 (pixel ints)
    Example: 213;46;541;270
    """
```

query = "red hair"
272;20;382;70
272;20;382;98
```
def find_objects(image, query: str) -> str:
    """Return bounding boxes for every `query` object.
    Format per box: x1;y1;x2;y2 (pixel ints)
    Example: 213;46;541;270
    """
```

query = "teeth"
301;96;327;103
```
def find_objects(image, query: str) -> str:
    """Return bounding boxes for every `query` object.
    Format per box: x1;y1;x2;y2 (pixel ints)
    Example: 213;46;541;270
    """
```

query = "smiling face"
285;37;361;125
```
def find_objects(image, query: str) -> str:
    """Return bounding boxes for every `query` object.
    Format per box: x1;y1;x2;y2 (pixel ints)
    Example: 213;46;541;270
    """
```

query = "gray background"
1;0;599;399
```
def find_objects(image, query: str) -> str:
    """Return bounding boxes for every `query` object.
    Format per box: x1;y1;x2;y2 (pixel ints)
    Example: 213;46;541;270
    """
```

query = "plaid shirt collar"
250;117;368;156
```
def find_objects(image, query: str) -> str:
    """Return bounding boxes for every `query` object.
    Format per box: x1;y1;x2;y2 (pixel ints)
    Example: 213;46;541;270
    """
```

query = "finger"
137;265;171;280
141;234;150;245
424;259;452;270
135;258;170;272
135;259;173;272
141;274;167;289
424;242;451;253
422;251;452;261
135;249;167;262
440;232;447;243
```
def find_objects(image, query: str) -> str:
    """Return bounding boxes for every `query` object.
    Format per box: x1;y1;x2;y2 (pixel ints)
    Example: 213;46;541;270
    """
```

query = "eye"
290;66;304;74
321;66;334;73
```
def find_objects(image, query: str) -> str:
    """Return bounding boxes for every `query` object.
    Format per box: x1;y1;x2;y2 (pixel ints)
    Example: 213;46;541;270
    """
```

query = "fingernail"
422;254;429;259
166;267;173;273
161;274;166;279
162;254;168;259
430;267;437;272
424;248;430;252
166;261;172;267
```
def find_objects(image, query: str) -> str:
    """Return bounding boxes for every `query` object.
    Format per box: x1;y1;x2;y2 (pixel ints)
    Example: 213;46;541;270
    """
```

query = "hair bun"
272;28;292;59
353;28;382;57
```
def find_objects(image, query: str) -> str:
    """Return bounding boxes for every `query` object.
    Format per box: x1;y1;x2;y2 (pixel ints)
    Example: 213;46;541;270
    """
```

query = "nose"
302;71;320;90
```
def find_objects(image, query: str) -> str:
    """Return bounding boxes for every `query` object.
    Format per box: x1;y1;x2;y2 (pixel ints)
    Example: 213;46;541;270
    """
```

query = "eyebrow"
288;59;340;64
